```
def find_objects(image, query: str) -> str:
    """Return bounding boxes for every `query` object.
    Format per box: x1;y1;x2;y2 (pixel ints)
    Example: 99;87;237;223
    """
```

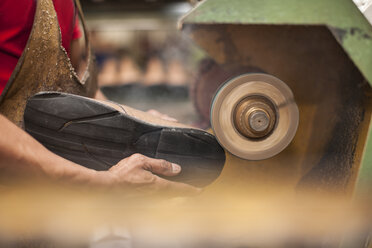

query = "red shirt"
0;0;81;94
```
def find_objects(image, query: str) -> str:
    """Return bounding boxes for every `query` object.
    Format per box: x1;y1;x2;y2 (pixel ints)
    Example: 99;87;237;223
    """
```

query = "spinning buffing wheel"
211;73;299;160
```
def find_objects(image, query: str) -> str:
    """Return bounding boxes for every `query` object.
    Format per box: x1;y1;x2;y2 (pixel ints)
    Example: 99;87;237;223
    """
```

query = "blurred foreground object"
0;184;371;247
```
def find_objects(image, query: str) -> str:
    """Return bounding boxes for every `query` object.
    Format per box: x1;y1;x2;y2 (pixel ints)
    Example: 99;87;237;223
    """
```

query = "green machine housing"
180;0;372;197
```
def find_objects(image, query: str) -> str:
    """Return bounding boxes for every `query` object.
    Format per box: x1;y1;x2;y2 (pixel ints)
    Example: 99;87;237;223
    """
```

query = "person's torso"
0;0;80;94
0;0;97;127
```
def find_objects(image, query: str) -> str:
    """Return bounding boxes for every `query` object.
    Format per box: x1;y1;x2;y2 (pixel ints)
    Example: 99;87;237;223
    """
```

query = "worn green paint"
181;0;372;87
355;116;372;197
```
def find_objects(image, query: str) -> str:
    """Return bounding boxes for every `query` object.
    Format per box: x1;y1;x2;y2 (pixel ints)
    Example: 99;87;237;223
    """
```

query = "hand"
147;109;178;122
102;153;201;196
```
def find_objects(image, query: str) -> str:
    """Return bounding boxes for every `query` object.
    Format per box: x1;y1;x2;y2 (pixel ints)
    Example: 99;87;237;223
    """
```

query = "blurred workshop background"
80;0;205;126
78;0;372;128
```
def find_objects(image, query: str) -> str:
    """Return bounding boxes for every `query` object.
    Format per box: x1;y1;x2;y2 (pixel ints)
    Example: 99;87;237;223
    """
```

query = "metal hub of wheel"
210;73;299;160
233;95;277;139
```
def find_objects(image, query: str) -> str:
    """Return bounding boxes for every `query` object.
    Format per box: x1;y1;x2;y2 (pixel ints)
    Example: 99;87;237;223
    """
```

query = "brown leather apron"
0;0;97;127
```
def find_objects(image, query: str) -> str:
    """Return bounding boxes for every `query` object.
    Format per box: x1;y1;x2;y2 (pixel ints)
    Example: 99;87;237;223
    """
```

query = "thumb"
143;156;181;177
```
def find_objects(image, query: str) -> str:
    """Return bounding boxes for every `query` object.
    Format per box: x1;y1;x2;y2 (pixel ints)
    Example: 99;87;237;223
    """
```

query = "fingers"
113;154;181;177
110;154;202;197
141;156;181;177
147;109;178;122
160;115;178;123
147;109;160;117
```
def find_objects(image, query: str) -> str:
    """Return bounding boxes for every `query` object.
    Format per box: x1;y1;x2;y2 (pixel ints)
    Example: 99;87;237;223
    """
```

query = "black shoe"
24;92;225;187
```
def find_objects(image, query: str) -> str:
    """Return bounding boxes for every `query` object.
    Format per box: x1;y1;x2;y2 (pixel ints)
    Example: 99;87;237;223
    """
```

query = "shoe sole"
24;92;225;187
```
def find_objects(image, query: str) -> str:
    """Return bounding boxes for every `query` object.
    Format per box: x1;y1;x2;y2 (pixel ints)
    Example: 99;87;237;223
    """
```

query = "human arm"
0;114;199;195
0;114;98;184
